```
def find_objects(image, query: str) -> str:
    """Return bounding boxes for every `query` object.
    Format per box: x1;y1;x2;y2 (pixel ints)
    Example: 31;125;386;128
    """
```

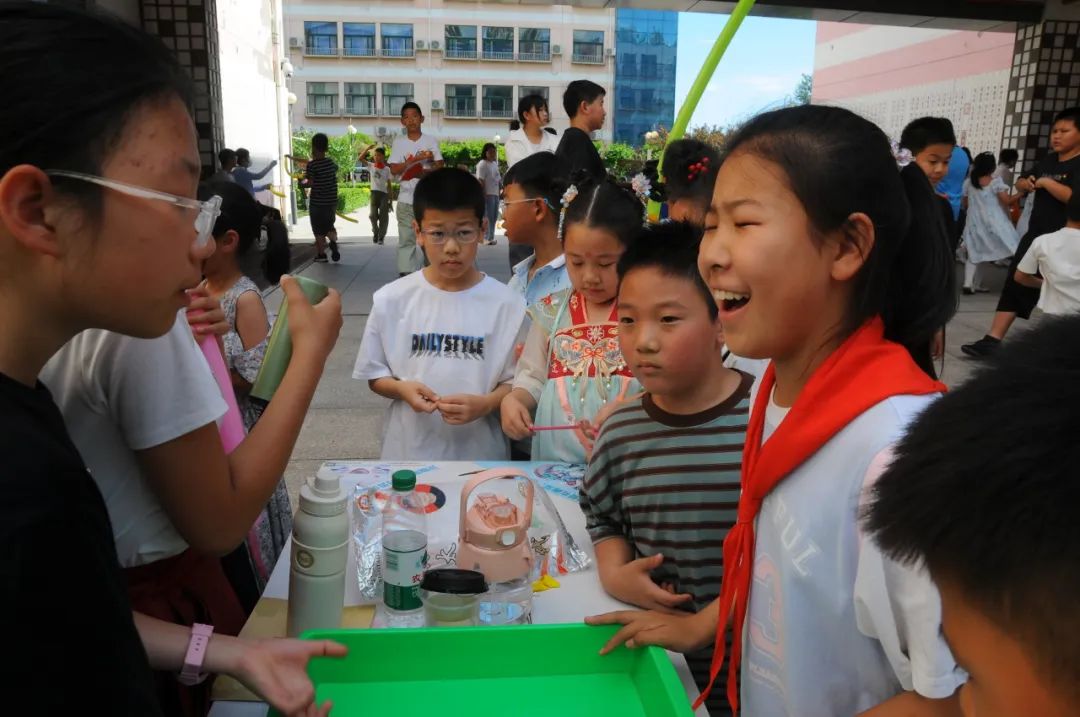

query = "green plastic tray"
281;624;695;717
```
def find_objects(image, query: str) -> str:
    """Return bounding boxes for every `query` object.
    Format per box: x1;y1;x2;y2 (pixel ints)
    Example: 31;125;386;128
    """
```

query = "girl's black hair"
481;142;496;157
201;182;264;256
969;152;998;189
663;139;721;205
722;105;957;378
563;170;644;246
0;3;193;216
509;94;548;132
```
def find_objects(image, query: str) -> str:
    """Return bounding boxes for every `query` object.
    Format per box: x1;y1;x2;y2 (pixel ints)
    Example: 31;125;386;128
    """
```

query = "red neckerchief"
697;317;946;714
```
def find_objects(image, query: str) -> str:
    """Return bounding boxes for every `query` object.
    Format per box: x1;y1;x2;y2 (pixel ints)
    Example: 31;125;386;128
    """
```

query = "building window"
482;85;514;118
304;21;337;56
572;29;604;64
619;52;638;77
381;23;413;58
446;84;477;117
445;25;477;59
306;82;338;115
518;28;550;61
618;87;635;111
344;82;376;116
382;82;414;117
641;54;658;79
482;26;514;61
519;85;549;102
342;23;375;57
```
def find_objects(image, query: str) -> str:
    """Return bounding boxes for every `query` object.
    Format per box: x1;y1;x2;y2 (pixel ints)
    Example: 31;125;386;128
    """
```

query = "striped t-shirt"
581;371;751;714
304;157;338;207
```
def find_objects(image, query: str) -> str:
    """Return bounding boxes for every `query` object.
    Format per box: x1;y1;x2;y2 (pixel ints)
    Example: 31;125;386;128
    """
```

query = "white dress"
962;177;1019;263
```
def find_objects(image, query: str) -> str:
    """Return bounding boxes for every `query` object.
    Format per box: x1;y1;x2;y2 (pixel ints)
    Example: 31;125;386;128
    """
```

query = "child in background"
995;147;1019;187
589;105;965;716
961;152;1019;294
353;168;525;460
582;220;750;715
389;101;444;276
900;116;959;250
502;152;573;306
1015;192;1080;315
291;132;339;262
231;148;277;198
359;144;392;245
866;314;1080;717
662;139;721;225
475;142;502;246
200;180;294;606
555;80;607;182
500;175;642;464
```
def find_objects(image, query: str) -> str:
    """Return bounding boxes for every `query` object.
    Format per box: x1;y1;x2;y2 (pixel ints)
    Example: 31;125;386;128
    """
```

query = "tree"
792;73;813;105
686;124;730;148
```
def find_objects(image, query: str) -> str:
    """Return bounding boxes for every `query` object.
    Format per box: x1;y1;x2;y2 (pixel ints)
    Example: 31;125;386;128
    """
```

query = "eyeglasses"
419;228;480;245
499;197;555;213
46;170;222;249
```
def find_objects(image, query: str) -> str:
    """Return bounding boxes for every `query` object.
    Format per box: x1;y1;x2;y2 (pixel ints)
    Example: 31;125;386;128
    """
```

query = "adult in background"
231;148;277;198
506;93;560;268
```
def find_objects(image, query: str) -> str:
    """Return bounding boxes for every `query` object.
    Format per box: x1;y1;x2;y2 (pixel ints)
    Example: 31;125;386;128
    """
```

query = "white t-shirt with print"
40;312;227;567
741;391;965;715
1017;226;1080;315
368;164;391;194
353;271;526;460
388;133;443;205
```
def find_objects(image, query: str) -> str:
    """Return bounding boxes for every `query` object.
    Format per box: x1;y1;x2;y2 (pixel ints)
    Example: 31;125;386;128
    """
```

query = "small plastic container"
420;569;487;627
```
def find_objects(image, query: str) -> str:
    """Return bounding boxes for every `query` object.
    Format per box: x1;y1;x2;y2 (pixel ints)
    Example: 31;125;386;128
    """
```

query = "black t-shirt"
555;127;606;182
0;373;161;714
1026;152;1080;237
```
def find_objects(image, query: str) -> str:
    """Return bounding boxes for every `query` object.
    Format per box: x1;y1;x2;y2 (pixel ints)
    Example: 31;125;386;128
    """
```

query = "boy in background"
1015;191;1080;316
352;168;524;460
359;144;392;245
556;80;607;181
232;147;277;198
389;102;444;276
289;133;339;263
581;221;751;715
866;313;1080;717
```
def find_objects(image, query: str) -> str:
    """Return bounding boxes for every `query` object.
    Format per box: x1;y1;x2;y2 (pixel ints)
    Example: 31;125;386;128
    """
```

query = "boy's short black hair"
663;139;721;205
562;80;605;119
312;133;329;152
374;146;386;156
864;313;1080;702
502;151;568;216
617;220;717;320
218;148;236;167
1067;190;1080;223
401;101;422;118
899;117;957;154
998;148;1019;166
413;167;484;224
1053;105;1080;129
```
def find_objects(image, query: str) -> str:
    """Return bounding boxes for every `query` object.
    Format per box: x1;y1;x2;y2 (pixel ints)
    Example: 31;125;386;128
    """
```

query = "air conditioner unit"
551;44;562;55
431;99;443;110
288;37;301;48
416;40;426;49
430;40;441;51
376;126;388;136
605;47;616;57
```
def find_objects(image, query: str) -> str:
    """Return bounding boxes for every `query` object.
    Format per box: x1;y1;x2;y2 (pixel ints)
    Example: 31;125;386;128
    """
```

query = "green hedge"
338;186;370;213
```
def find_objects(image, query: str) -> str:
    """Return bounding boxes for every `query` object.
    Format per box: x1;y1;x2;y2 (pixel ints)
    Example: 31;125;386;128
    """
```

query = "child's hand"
436;394;490;425
399;381;440;413
585;607;713;656
228;637;346;717
281;275;342;363
185;285;229;338
605;554;693;614
500;393;533;439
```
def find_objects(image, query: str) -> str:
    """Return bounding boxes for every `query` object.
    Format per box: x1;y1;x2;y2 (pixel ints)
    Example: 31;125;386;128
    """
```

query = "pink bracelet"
178;623;214;686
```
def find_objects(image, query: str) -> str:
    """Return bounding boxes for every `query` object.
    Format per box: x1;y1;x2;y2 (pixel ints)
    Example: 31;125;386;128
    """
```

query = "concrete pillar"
1000;0;1080;168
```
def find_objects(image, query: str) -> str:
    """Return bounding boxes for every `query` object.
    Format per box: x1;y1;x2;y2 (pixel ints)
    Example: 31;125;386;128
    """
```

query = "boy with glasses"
353;168;525;460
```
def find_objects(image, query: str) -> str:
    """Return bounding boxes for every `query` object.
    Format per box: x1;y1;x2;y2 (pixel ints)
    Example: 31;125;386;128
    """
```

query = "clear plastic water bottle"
381;470;428;627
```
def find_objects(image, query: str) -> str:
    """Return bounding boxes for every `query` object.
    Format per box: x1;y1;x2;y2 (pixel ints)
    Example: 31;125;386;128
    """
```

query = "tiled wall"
140;0;225;176
1002;20;1080;168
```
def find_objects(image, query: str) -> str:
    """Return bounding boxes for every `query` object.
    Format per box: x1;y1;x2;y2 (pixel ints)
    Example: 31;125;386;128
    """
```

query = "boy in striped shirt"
581;220;750;714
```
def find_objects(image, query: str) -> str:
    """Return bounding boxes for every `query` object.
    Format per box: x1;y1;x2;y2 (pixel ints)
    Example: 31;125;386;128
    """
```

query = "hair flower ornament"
891;140;914;168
